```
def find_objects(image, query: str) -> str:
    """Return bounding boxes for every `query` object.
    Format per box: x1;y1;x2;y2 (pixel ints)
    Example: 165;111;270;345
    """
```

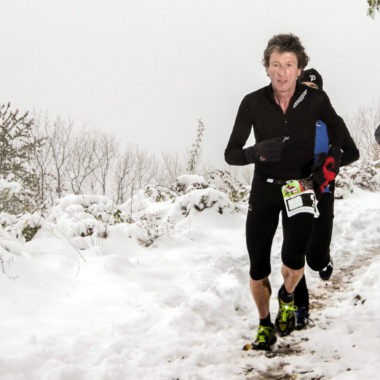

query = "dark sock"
259;314;272;327
294;275;309;310
279;283;294;303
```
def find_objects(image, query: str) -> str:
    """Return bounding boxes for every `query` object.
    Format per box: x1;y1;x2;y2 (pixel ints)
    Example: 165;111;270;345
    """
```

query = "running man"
225;34;346;350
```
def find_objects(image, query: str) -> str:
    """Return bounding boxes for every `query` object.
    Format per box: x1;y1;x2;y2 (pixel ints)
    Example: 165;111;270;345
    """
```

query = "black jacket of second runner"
225;83;345;180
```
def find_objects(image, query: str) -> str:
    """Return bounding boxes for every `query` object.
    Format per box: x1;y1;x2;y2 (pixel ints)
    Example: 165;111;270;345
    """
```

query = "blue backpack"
314;120;330;192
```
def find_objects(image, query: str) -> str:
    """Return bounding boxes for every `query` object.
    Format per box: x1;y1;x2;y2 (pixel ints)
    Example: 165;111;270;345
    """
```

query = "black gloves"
244;137;288;164
312;147;341;199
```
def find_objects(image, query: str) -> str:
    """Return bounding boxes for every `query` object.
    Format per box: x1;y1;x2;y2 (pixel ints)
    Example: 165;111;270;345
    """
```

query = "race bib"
281;179;319;218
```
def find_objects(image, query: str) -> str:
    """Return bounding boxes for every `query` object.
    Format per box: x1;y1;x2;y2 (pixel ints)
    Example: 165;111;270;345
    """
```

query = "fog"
0;0;379;167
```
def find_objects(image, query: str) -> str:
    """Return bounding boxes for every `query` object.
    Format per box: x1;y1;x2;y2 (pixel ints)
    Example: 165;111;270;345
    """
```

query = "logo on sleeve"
293;89;307;109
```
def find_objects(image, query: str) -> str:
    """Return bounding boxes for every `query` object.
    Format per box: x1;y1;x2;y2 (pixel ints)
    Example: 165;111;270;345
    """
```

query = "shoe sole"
250;335;277;351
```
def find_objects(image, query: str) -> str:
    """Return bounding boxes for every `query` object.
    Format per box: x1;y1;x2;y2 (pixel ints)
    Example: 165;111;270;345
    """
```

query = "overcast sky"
1;0;379;167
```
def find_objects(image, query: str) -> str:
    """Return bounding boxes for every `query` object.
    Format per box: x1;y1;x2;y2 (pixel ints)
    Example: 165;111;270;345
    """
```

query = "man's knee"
250;275;270;285
282;256;305;271
306;255;329;271
250;266;271;281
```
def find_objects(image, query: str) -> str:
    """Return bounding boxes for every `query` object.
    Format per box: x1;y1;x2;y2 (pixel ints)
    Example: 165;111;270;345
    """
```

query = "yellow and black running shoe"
275;297;297;336
243;324;277;351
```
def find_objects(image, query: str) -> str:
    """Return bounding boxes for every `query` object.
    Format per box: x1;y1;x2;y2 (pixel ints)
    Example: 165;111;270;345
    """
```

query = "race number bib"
281;179;319;218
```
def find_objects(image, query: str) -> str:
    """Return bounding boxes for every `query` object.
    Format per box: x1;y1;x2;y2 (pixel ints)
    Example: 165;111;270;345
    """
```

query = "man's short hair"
263;33;309;69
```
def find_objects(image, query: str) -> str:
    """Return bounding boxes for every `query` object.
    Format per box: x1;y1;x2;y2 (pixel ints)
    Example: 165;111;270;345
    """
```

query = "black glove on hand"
244;137;285;163
312;147;342;199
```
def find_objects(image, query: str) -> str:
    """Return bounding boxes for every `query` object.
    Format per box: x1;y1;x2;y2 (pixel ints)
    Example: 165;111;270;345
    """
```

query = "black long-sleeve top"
225;83;346;180
341;126;360;167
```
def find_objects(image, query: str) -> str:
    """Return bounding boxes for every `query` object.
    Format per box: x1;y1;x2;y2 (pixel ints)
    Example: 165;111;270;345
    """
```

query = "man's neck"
273;87;296;114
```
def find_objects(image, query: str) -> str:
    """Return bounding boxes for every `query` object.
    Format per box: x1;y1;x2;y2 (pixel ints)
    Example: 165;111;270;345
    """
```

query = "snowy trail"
0;188;379;380
239;247;380;380
238;190;380;380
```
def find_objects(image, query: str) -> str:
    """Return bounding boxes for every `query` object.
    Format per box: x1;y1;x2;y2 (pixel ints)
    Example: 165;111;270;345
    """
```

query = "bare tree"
157;151;185;185
31;111;54;205
347;100;380;162
113;147;135;204
133;146;159;190
45;116;73;199
112;145;159;204
64;128;99;195
92;132;118;196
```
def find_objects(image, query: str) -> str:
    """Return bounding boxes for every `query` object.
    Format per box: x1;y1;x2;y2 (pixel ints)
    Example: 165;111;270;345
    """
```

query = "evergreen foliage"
368;0;380;17
0;103;43;195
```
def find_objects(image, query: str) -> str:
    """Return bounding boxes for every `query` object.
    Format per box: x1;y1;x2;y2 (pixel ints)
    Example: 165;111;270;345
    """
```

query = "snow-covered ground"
0;184;379;380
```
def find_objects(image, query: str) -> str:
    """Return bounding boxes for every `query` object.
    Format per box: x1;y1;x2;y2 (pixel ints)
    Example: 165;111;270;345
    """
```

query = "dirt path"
310;246;380;311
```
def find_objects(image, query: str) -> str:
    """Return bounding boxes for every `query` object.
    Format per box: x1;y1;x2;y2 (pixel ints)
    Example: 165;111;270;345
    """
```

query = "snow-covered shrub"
0;179;22;195
117;175;238;246
0;178;38;215
121;185;177;246
136;213;162;247
47;194;128;240
205;169;250;203
176;188;234;217
143;184;177;202
336;159;380;193
173;174;209;194
9;212;45;242
0;173;244;249
0;212;18;230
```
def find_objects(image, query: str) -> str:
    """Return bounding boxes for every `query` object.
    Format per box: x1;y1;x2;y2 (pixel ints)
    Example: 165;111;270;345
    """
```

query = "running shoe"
275;296;297;336
248;324;277;351
319;258;333;281
295;306;309;330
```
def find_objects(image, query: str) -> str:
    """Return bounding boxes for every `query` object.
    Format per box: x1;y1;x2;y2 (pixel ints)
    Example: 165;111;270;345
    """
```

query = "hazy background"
0;0;379;167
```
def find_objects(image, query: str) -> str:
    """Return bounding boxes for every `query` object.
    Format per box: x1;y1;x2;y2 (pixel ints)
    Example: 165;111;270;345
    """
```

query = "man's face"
302;81;319;90
266;51;301;95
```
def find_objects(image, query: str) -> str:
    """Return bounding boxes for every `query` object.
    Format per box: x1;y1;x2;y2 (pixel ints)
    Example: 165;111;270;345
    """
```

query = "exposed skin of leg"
250;266;303;320
281;264;304;294
250;277;272;319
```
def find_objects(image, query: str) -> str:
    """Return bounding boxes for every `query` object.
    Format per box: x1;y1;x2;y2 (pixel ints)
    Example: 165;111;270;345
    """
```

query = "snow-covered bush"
205;169;250;203
119;175;239;247
14;212;44;242
143;184;177;202
173;174;209;194
336;159;380;193
0;178;38;215
177;188;233;217
0;211;44;242
47;194;128;240
0;212;18;231
0;174;242;248
136;213;163;247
